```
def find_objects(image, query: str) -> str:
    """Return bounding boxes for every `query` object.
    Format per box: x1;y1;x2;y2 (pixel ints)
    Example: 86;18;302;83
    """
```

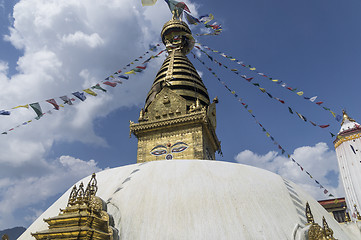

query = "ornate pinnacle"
322;216;335;239
341;110;355;125
306;202;314;224
354;204;361;220
67;185;78;206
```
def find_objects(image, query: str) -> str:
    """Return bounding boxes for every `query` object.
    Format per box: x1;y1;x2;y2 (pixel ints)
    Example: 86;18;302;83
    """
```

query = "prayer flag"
250;67;256;71
103;81;117;87
184;12;199;25
136;65;147;70
272;79;279;82
288;107;293;114
336;115;342;122
319;124;330;128
119;75;129;80
330;111;336;117
310;121;317;126
142;0;157;6
72;92;86;101
60;96;73;105
259;88;266;93
92;84;107;92
296;112;307;122
30;103;43;118
296;91;304;96
83;88;98;96
316;101;323;105
46;99;60;110
125;70;135;74
199;14;214;24
12;104;29;109
0;110;10;115
324;189;328;194
309;96;317;102
323;107;330;111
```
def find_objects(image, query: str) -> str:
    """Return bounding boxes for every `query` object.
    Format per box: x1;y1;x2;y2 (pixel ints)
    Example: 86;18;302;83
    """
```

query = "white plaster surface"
339;119;361;133
19;160;361;240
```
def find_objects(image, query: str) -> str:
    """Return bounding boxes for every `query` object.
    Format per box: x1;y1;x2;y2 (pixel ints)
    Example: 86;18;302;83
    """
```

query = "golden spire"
341;110;355;125
144;14;208;110
354;204;361;220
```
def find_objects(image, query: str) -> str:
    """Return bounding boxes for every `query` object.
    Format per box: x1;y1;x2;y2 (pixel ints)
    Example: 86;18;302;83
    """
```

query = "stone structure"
334;111;361;220
130;13;220;163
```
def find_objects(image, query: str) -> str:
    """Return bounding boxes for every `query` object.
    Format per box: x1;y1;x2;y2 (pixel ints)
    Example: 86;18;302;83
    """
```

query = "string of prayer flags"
1;47;167;135
46;99;60;110
196;46;336;136
196;42;339;120
191;51;334;198
184;12;200;25
72;92;86;101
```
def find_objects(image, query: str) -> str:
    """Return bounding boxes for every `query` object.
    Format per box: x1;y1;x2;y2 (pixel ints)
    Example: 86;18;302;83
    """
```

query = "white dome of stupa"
19;160;359;240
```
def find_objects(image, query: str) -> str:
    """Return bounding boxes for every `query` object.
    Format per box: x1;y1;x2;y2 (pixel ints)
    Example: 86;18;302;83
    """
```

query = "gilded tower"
130;13;221;163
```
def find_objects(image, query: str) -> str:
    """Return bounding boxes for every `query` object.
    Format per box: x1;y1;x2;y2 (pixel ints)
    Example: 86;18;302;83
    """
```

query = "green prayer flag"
92;84;107;92
30;103;43;118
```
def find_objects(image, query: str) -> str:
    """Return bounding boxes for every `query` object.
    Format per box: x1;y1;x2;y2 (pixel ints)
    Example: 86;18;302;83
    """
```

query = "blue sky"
0;0;360;229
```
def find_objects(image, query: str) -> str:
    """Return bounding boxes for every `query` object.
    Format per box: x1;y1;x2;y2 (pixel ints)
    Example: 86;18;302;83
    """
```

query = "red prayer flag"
117;69;122;73
316;101;324;105
279;100;285;104
136;66;146;70
319;124;330;128
103;81;117;87
46;99;60;110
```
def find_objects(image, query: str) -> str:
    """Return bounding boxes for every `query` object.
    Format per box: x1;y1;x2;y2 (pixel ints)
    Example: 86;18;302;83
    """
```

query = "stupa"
19;10;361;240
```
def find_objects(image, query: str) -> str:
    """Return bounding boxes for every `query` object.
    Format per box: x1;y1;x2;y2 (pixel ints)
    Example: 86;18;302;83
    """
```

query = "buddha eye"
150;149;167;156
171;142;188;153
150;145;167;156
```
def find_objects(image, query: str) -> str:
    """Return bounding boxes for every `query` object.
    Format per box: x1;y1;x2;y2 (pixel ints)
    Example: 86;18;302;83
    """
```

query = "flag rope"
191;51;335;198
196;42;341;122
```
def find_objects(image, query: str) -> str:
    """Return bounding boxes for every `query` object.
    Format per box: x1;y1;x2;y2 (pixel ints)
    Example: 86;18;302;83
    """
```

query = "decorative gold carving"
344;206;351;222
305;202;337;240
334;132;361;148
31;173;118;240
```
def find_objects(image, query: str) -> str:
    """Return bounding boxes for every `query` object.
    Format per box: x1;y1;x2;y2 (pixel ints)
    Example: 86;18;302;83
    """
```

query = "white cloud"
0;155;101;228
62;31;104;48
235;142;345;200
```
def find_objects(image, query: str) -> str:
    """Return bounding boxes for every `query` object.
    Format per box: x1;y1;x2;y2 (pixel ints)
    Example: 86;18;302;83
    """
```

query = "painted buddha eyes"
150;142;188;159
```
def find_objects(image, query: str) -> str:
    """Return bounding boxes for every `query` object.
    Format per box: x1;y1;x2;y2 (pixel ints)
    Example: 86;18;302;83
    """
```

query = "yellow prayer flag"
59;104;64;107
230;58;236;61
250;67;256;71
248;110;253;113
83;88;97;96
141;0;157;6
125;70;136;74
296;91;304;96
272;79;279;82
259;88;266;93
266;132;270;137
330;111;336;117
213;50;218;53
231;91;236;94
12;104;29;109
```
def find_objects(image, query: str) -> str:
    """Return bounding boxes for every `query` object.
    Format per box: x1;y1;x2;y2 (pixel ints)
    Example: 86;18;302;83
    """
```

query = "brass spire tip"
341;109;355;125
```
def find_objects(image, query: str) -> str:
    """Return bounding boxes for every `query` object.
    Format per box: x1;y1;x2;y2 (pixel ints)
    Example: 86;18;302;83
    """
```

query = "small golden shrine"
31;173;118;240
305;202;336;240
130;12;221;163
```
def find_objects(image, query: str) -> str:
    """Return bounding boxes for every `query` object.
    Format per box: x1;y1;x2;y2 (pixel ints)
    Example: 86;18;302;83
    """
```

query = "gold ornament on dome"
31;173;118;240
305;202;337;240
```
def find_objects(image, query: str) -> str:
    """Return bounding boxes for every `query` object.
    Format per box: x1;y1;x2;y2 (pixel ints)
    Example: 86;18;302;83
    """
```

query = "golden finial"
341;110;355;125
213;96;219;104
76;182;85;204
322;216;335;239
86;173;98;197
2;234;9;240
306;202;314;224
67;185;78;206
